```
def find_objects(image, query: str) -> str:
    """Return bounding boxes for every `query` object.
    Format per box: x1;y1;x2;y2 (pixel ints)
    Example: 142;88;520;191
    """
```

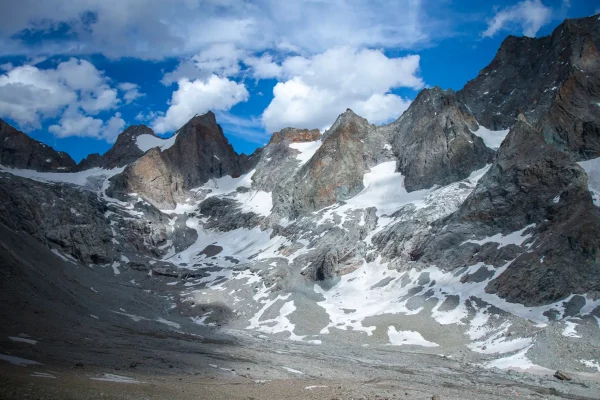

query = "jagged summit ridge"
107;111;248;208
78;124;160;170
458;14;600;134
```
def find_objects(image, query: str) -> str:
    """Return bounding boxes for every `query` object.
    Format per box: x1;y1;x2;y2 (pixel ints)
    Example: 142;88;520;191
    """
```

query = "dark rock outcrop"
385;87;494;192
458;15;600;160
417;116;600;306
0;118;76;171
268;127;321;145
0;171;195;264
404;17;600;306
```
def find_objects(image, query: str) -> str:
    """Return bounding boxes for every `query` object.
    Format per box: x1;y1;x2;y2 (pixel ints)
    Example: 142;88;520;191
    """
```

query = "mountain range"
1;14;600;400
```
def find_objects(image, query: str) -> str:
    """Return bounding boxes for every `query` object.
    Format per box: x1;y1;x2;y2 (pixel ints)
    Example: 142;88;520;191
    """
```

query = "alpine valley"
1;14;600;400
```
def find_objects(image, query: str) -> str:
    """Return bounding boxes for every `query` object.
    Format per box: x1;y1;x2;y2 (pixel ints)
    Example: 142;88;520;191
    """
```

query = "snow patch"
235;190;273;217
346;161;430;216
282;366;303;374
91;373;141;383
111;261;121;275
155;317;181;329
289;140;322;166
462;224;535;248
31;372;56;378
562;321;581;338
470;125;510;150
248;296;308;341
190;169;255;199
51;248;77;264
484;345;551;374
580;359;600;372
136;133;177;152
8;336;37;345
0;353;41;367
387;327;439;347
0;165;124;189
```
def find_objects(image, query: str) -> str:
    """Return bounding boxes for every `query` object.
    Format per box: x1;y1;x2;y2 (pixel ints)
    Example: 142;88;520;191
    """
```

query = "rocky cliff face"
416;117;600;305
458;15;600;159
0;170;195;265
380;16;600;306
0;118;76;171
251;127;321;193
278;110;375;216
384;87;494;192
78;125;158;170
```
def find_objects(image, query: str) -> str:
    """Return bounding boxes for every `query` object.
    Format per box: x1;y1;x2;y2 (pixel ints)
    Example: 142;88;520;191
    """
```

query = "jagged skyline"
0;0;597;162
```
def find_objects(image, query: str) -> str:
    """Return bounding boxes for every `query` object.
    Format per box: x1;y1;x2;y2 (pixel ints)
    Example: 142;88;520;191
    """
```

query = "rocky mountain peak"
0;117;76;172
274;112;376;216
268;128;321;145
251;128;321;194
457;14;600;131
405;86;463;116
183;111;218;131
108;111;244;208
78;124;158;170
116;124;156;142
322;108;371;140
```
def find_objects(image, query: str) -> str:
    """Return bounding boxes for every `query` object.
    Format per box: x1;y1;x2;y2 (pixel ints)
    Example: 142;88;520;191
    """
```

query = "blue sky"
0;0;598;162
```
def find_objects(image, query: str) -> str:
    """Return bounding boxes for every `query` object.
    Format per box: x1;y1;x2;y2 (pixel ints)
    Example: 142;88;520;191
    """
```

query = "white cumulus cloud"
49;108;125;142
118;82;144;104
0;59;134;142
261;47;424;133
0;0;435;60
152;75;249;134
0;64;77;127
483;0;553;38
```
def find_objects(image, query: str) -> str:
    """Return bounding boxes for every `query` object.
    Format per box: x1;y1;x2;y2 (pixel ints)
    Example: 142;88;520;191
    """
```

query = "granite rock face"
415;118;600;306
272;109;397;217
78;125;158;170
384;87;494;192
0;118;76;171
392;16;600;306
